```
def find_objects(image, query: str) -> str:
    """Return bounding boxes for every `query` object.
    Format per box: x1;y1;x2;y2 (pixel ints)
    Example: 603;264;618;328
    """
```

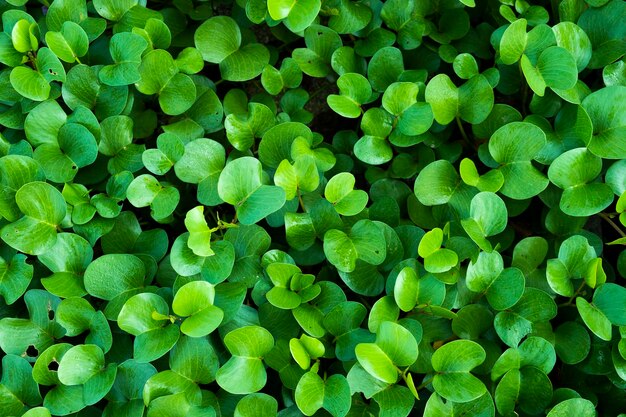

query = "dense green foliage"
0;0;625;416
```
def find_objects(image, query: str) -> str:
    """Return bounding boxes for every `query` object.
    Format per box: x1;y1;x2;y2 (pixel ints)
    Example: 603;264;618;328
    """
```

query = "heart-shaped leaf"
217;157;286;225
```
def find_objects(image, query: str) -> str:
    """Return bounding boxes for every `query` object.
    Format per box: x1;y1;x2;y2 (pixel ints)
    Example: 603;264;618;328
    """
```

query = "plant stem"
519;62;528;116
558;280;587;307
456;115;472;148
415;375;435;392
599;212;626;238
297;188;306;212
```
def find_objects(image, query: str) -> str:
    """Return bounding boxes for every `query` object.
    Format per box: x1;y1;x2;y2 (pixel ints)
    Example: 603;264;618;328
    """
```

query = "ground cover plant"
0;0;625;415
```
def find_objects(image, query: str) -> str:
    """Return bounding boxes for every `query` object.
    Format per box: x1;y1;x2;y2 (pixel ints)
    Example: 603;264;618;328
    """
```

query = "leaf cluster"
0;0;625;416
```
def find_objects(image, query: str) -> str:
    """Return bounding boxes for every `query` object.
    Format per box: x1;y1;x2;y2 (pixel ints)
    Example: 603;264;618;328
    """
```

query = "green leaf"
461;192;508;251
0;354;42;415
39;233;92;298
275;156;319;201
172;281;223;337
354;107;394;165
460;158;504;192
93;0;138;20
467;251;525;310
521;47;578;96
488;122;548;199
355;321;419;384
195;16;269;81
10;66;50;102
393;266;419;312
367;47;403;92
577;1;626;69
184;206;213;257
382;82;433;136
591;282;626;328
581;86;626;159
33;122;98;183
0;156;45;222
290;334;324;369
258;122;313;169
216;326;274;394
354;343;396;385
494;288;557;347
431;340;487;403
453;53;479;80
24;100;67;146
425;74;494;124
142;132;185;175
414;160;462;205
57;344;106;385
424;392;494;417
126;174;180;221
45;21;88;63
577;295;612;342
118;293;179;361
500;19;527;65
552;22;592;72
217;157;286;225
554;321;590;364
136;49;196;115
546;235;596;297
84;253;145;302
327;73;371;118
0;253;33;305
235;393;278;417
225;103;275;151
323;220;386;273
1;182;66;255
549;148;613;216
293;25;343;78
547;398;596;417
99;32;147;86
268;0;321;33
324;172;368;216
295;372;351;417
174;138;225;206
11;19;38;53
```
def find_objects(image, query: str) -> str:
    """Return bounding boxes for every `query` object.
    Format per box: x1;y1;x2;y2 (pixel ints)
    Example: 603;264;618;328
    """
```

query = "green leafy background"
0;0;625;416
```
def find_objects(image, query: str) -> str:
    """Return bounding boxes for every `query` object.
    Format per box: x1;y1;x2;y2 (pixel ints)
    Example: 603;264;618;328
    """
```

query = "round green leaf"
57;344;106;385
581;86;626;159
547;398;596;417
268;0;321;33
324;172;368;216
217;157;286;225
172;281;223;337
431;340;487;403
488;122;548;199
84;254;145;301
44;21;89;63
1;182;66;255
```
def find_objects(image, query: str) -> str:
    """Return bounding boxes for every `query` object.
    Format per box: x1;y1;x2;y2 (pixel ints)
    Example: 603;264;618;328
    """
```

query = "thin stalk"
415;375;435;392
599;212;626;238
519;62;528;116
297;188;306;212
456;115;472;148
558;280;587;307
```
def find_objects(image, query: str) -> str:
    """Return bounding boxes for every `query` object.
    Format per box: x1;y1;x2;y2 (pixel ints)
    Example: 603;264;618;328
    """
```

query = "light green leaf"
323;220;386;273
268;0;321;33
45;21;89;63
431;340;487;403
488;122;548;199
1;182;66;255
217;157;286;225
184;206;213;257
